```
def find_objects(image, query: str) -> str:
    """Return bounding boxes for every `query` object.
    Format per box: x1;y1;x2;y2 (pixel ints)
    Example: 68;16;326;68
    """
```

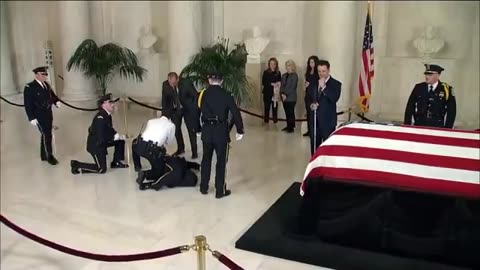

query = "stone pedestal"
1;2;16;96
59;1;96;101
245;63;263;116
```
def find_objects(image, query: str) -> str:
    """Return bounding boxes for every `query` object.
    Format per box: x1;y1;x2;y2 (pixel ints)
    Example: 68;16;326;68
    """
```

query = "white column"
212;1;224;40
317;1;357;114
1;2;17;96
168;1;202;74
59;1;96;101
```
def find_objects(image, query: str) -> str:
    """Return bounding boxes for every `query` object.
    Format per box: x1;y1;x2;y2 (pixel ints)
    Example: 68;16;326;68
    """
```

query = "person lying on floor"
138;155;200;191
71;94;128;174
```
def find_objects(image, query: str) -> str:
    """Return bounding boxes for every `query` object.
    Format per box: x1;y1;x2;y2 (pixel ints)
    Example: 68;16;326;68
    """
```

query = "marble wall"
3;1;479;128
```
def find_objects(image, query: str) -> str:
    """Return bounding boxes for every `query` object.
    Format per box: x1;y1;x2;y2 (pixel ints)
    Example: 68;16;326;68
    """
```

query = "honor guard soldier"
197;72;244;199
24;66;60;165
404;64;457;128
70;94;128;174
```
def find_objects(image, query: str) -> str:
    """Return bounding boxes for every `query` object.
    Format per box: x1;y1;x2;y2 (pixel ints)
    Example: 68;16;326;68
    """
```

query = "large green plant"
180;38;253;106
66;39;147;96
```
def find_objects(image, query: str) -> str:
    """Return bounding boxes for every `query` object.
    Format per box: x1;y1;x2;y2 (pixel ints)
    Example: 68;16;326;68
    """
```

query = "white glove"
30;119;38;126
55;101;60;108
114;133;121;141
196;132;201;137
235;133;244;141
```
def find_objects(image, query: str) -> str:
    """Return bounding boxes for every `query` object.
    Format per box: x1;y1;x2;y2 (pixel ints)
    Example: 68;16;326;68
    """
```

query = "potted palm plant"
66;39;147;96
180;37;253;106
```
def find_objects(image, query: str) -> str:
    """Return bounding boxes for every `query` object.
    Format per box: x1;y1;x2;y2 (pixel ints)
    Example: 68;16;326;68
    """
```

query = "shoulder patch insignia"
97;116;103;119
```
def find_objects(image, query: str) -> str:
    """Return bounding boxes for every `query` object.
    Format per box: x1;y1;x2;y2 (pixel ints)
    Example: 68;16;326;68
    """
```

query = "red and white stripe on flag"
358;4;374;113
300;123;480;199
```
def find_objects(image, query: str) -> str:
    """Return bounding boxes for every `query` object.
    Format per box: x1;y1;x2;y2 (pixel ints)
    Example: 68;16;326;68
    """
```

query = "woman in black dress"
261;57;282;123
303;56;320;136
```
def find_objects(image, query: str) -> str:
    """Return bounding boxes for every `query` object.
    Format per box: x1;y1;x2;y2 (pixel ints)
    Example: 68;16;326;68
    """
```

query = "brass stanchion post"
195;235;207;270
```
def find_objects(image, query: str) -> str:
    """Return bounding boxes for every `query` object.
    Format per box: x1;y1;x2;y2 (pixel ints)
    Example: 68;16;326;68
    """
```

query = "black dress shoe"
70;160;80;174
111;161;129;168
286;129;294;133
173;150;185;156
216;189;231;199
47;156;58;165
136;171;146;185
303;132;310;137
281;127;288;131
200;189;208;195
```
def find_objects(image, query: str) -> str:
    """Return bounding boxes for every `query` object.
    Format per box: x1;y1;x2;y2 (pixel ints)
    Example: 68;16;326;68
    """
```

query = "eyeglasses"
40;73;48;76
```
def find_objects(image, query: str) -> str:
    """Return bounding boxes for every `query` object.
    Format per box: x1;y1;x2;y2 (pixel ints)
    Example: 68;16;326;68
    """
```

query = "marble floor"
0;97;327;270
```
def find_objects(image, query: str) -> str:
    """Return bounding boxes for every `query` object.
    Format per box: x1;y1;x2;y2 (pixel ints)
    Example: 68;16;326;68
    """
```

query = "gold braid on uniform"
441;82;450;100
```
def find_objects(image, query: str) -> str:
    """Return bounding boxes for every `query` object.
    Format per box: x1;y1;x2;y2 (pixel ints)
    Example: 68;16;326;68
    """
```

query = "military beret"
97;93;114;107
32;66;48;73
424;64;444;75
207;72;224;80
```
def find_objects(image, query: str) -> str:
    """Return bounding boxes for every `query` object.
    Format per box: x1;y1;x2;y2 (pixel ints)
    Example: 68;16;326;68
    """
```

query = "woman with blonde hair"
280;59;298;133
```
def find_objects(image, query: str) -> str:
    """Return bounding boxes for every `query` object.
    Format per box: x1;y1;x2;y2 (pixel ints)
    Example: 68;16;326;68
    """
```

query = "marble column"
59;1;95;101
317;1;357;117
168;1;202;74
1;2;17;96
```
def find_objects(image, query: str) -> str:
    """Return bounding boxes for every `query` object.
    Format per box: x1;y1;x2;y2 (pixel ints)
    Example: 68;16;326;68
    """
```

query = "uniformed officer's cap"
32;66;48;73
207;72;224;80
97;93;114;107
424;64;444;75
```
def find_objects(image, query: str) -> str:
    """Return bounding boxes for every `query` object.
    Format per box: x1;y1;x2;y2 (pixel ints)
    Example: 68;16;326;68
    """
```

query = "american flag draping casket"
300;122;480;199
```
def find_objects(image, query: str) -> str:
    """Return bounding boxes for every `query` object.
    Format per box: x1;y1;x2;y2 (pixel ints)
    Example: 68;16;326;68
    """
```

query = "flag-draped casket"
301;122;480;199
296;122;480;268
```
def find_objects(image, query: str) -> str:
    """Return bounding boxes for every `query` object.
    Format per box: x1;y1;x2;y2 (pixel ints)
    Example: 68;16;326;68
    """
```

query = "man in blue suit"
308;60;341;156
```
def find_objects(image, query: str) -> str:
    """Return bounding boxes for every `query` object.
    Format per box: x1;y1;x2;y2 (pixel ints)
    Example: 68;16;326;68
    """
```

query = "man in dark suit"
23;66;60;165
308;60;341;156
404;64;456;128
70;94;128;174
162;72;200;158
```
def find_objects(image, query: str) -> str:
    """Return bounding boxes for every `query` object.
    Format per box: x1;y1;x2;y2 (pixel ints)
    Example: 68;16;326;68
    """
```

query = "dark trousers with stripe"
75;140;125;173
37;119;53;160
200;141;229;194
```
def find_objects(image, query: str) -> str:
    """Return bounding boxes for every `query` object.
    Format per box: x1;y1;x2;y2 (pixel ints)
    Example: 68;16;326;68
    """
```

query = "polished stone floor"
0;96;326;270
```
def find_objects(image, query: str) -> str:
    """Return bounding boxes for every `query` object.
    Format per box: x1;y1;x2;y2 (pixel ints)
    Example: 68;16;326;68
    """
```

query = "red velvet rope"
214;251;245;270
0;214;186;262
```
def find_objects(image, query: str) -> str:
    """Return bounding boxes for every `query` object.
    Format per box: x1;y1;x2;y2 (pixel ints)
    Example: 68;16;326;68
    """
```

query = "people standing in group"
162;72;200;158
197;72;244;199
309;60;341;156
24;66;60;165
261;57;282;124
70;94;128;174
303;56;320;137
280;59;298;133
404;64;456;128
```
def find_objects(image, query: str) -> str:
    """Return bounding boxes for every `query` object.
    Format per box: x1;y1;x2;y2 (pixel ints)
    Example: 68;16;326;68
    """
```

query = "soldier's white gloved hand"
55;101;61;108
235;133;243;141
114;133;121;141
30;119;38;126
196;132;201;137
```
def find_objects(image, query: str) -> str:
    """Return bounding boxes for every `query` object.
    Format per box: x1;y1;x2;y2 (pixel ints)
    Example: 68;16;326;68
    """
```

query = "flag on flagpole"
357;2;374;113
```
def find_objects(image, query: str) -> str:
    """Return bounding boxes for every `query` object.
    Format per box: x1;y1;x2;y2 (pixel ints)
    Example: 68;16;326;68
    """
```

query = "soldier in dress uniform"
70;94;128;174
197;72;244;199
24;66;60;165
404;64;457;128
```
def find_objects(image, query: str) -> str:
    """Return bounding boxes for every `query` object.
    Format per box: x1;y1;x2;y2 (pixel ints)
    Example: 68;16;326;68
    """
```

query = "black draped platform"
235;181;480;270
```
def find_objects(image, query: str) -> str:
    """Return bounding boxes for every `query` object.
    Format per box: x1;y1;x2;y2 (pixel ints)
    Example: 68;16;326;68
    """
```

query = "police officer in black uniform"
24;66;60;165
70;94;128;174
197;72;244;199
404;64;456;128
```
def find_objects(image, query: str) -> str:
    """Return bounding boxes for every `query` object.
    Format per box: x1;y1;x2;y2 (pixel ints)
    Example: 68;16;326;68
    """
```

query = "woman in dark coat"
303;56;320;136
261;57;282;123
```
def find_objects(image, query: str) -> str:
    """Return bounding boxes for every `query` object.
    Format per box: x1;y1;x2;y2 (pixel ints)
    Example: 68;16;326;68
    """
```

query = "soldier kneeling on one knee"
70;94;128;174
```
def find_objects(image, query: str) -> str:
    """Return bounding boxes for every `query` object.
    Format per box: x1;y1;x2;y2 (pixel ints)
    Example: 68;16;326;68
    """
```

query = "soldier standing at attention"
24;66;60;165
70;94;128;174
404;64;456;128
197;72;244;199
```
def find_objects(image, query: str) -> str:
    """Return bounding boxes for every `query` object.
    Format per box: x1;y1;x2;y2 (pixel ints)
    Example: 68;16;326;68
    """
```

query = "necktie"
429;85;433;93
